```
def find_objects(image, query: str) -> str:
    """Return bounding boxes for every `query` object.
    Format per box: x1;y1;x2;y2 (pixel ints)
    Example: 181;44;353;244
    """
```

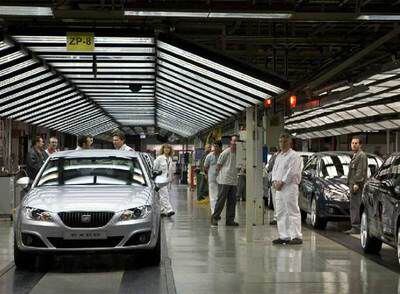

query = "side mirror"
17;177;30;187
154;175;169;191
152;170;162;180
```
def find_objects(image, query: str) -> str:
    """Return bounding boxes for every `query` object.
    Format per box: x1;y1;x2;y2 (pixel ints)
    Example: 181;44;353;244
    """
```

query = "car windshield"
320;154;381;179
36;157;147;187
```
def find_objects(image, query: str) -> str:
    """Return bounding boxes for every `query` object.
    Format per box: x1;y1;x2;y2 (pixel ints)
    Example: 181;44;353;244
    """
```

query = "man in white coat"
271;133;303;245
204;141;222;215
154;144;175;217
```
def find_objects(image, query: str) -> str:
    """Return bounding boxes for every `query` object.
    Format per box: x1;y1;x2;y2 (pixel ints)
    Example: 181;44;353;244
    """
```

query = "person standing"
211;135;239;226
346;136;368;234
154;144;175;217
45;136;59;156
26;136;48;180
271;134;303;245
267;147;279;225
112;131;135;151
197;144;211;203
204;141;222;215
76;136;92;150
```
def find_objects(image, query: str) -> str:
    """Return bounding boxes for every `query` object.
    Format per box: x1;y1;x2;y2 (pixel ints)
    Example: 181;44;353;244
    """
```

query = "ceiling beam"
306;25;400;90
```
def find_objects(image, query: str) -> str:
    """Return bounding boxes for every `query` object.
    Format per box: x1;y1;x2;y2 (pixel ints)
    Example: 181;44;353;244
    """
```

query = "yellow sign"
66;32;95;52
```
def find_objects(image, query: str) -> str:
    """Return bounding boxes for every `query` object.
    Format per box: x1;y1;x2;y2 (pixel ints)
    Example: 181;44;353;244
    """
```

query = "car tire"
14;237;37;270
141;226;161;267
397;226;400;266
360;211;382;254
310;197;327;230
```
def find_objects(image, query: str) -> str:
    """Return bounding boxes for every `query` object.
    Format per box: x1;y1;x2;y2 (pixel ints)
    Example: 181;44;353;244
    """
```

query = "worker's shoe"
196;198;208;205
210;216;218;226
272;238;289;245
288;238;303;245
226;222;239;227
166;211;175;217
269;220;277;225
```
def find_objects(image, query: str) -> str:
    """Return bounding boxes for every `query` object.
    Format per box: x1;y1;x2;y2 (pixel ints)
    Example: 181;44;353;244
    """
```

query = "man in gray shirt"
211;135;239;226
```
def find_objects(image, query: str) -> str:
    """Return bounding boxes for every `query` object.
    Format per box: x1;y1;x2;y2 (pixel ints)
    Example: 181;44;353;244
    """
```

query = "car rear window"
37;157;146;187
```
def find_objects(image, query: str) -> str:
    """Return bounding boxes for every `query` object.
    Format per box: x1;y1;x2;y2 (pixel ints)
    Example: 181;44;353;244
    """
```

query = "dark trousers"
237;175;246;201
196;173;208;200
212;184;237;223
350;191;362;229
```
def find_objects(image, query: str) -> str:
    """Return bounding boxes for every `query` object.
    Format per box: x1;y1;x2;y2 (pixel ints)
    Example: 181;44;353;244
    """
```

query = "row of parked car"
265;151;400;265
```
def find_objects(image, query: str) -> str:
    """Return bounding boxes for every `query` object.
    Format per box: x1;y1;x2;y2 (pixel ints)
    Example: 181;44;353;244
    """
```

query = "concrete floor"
0;184;398;293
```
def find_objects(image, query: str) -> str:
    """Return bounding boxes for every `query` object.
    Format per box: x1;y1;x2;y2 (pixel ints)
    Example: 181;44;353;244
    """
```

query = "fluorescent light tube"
0;6;53;16
358;15;400;21
125;11;209;18
209;12;292;19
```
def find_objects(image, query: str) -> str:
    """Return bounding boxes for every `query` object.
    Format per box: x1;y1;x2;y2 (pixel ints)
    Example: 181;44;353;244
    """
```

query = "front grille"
48;236;123;248
58;211;114;228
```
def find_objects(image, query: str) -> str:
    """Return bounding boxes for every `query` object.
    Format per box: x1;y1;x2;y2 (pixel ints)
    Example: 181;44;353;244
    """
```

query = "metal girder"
307;25;400;90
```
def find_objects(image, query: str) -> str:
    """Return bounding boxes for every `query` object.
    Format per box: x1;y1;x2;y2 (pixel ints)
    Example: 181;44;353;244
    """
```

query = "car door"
381;156;400;244
300;155;319;213
370;156;394;238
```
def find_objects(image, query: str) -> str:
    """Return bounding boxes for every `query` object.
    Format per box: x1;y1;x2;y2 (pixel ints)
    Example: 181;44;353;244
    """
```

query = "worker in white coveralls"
204;141;222;215
271;133;303;245
154;144;175;217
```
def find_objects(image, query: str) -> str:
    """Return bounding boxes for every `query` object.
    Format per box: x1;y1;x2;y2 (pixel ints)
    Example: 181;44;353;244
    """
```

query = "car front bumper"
318;198;350;220
15;211;160;252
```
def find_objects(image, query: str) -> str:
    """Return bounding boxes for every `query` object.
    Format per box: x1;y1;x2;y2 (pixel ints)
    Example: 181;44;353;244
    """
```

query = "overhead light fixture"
208;12;292;19
358;15;400;21
124;10;292;19
124;11;209;18
0;6;53;16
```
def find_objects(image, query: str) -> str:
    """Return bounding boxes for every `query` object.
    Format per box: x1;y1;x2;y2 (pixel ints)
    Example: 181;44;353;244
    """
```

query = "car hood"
319;177;350;193
23;185;152;212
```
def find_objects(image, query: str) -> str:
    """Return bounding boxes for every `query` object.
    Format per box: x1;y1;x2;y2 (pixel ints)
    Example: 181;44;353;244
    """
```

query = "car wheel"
14;237;36;269
360;211;382;254
140;226;161;267
310;197;327;230
397;227;400;266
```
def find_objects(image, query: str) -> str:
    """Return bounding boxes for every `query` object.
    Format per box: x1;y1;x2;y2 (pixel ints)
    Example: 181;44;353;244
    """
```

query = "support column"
245;106;264;242
396;131;399;153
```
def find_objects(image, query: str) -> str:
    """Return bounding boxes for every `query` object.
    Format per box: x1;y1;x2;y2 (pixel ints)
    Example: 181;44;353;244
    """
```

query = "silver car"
14;150;168;269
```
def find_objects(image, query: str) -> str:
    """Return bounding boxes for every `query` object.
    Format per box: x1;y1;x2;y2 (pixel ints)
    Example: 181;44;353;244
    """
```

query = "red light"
264;98;272;108
289;95;297;109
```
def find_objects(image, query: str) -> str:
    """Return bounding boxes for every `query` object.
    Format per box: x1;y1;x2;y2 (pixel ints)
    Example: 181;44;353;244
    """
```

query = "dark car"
300;151;382;230
360;154;400;264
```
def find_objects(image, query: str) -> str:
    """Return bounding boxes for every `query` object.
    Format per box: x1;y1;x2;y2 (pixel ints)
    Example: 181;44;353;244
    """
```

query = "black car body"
360;154;400;264
300;151;382;229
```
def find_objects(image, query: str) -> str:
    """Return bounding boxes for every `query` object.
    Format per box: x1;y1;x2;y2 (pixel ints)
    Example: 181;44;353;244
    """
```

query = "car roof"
297;152;314;156
312;151;380;158
49;149;139;159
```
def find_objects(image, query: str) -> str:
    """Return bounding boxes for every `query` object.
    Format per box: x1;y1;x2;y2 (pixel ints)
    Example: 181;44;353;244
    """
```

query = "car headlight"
120;205;152;221
324;189;348;202
23;207;53;222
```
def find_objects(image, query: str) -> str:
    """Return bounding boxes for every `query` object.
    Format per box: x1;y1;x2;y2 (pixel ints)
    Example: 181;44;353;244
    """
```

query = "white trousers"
159;185;173;213
275;183;302;240
271;186;277;220
208;181;219;214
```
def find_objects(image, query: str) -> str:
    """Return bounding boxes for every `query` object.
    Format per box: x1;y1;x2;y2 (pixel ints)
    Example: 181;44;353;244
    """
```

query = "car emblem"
81;215;91;223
